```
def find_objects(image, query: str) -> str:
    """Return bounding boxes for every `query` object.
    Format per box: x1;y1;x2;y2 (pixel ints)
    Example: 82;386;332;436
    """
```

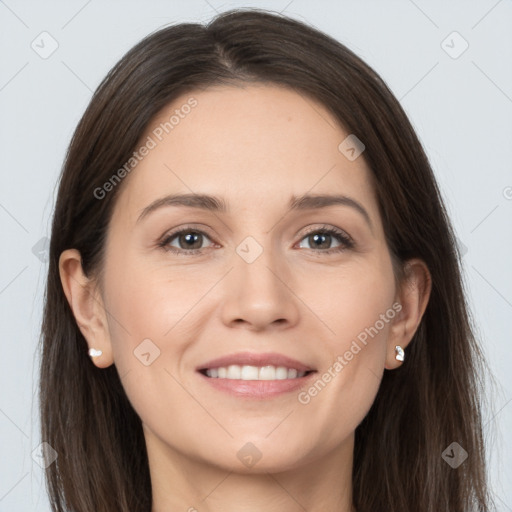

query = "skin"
59;84;431;512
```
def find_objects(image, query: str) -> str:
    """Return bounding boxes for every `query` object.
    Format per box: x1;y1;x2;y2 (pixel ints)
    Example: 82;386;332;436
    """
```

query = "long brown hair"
39;8;494;511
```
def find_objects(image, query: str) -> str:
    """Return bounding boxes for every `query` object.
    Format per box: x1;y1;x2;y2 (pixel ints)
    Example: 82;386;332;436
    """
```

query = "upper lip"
197;352;315;372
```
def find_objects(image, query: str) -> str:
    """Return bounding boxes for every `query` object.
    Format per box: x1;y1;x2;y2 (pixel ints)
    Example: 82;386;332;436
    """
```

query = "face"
98;84;399;473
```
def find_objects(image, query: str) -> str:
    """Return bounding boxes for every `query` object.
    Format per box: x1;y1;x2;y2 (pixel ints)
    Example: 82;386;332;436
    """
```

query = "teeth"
288;368;298;379
241;365;259;380
275;366;288;380
259;365;276;380
227;365;241;379
204;365;307;380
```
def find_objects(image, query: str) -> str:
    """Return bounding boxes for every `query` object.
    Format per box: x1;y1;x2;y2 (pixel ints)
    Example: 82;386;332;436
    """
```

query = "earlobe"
385;259;432;370
58;249;114;368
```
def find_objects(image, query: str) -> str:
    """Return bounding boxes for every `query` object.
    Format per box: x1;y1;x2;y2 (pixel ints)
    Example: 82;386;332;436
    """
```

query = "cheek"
99;257;195;429
296;319;392;454
101;250;220;376
296;254;396;421
100;251;180;369
306;251;396;353
327;279;395;359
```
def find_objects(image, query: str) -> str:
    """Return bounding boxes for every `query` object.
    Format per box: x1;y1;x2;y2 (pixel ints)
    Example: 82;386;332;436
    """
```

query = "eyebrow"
136;192;373;230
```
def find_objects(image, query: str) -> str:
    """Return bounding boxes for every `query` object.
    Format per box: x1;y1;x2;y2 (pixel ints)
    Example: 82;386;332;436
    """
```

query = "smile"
201;364;311;380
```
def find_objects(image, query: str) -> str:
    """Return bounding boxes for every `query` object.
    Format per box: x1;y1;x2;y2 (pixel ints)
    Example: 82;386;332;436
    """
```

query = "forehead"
112;84;379;224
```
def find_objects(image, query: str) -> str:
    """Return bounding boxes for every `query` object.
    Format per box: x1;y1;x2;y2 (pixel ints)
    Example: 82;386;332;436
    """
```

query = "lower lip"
197;371;316;399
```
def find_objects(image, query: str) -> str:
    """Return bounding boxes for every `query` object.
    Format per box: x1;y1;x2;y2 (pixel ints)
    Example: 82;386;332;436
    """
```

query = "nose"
219;243;300;332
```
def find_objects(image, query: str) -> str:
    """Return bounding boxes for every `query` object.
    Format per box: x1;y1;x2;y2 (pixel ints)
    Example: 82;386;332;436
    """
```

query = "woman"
39;8;494;512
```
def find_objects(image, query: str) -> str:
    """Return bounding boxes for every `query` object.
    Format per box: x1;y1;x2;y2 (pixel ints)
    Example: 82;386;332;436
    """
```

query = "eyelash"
157;224;354;256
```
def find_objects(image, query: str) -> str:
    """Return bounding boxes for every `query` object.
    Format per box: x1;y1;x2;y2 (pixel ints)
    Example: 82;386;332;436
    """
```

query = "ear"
58;249;114;368
385;258;432;370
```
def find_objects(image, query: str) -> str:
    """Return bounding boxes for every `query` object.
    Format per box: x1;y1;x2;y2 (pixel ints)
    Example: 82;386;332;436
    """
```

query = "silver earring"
88;348;103;358
394;345;405;362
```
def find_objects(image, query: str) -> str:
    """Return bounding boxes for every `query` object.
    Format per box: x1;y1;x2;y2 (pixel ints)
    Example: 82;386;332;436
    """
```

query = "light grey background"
1;1;511;510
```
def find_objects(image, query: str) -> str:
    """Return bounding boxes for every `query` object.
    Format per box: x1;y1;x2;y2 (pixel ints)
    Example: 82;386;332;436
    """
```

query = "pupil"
312;233;330;249
181;232;201;249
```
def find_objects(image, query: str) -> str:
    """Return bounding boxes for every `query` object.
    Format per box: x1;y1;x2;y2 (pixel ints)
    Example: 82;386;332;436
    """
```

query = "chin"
195;436;314;474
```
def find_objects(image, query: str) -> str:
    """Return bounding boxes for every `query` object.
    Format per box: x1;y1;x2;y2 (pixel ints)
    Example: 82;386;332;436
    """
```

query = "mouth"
196;352;317;399
198;365;314;380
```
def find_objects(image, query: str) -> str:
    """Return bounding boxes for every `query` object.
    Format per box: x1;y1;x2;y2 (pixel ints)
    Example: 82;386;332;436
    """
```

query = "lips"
197;351;314;373
196;351;317;398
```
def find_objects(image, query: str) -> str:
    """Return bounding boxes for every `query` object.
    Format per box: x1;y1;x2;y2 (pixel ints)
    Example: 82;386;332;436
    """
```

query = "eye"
158;228;215;255
158;224;354;256
297;225;354;254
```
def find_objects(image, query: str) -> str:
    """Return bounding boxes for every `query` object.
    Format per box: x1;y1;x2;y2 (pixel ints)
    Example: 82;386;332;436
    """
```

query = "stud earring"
88;348;103;358
394;345;405;362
